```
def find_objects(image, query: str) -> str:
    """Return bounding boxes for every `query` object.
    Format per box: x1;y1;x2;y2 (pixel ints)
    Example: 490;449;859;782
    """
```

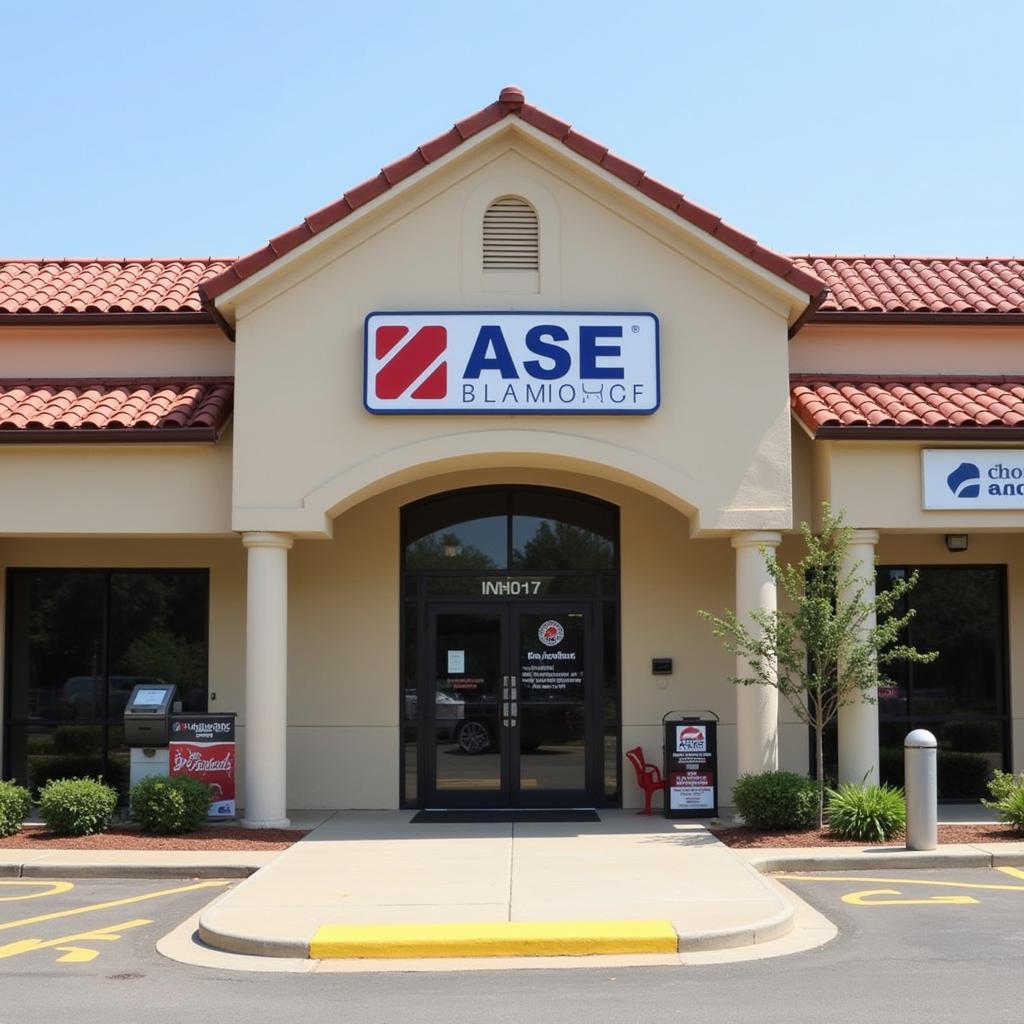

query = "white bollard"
904;729;938;851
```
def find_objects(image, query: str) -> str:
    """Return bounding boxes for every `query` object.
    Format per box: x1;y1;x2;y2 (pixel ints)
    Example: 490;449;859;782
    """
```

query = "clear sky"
5;0;1022;259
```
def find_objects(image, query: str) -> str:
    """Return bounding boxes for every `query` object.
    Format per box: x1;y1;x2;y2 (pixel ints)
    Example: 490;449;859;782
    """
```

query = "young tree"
701;505;936;826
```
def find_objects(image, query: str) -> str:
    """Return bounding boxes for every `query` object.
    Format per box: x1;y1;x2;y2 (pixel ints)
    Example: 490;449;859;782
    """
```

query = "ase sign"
364;311;659;414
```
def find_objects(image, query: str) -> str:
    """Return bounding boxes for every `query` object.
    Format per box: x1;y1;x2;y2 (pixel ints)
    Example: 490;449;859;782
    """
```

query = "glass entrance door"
425;604;593;807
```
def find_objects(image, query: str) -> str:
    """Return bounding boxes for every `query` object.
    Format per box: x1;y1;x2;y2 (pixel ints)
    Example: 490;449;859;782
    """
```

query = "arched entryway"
401;486;620;809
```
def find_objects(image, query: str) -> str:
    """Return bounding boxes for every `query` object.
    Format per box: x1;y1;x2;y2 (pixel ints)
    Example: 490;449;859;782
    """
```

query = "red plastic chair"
626;746;666;815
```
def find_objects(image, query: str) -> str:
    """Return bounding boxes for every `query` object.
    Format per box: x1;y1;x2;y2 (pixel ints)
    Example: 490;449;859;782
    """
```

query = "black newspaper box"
663;712;719;818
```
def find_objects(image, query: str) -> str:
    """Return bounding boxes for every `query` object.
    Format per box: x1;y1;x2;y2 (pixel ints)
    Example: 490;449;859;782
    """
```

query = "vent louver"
483;197;539;271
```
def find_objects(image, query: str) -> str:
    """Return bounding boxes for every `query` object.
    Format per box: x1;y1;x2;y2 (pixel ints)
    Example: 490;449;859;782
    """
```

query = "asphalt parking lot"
779;866;1024;963
0;878;232;976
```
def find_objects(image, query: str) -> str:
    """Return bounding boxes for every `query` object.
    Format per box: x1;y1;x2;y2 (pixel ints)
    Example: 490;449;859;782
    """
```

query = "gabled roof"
792;375;1024;439
197;86;826;307
794;256;1024;319
0;378;233;442
0;259;230;318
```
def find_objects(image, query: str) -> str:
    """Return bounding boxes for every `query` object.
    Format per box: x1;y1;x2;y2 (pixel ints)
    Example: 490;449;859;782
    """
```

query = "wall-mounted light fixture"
945;534;969;553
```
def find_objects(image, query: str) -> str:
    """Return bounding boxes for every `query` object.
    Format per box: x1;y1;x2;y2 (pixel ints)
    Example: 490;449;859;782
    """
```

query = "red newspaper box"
169;713;237;819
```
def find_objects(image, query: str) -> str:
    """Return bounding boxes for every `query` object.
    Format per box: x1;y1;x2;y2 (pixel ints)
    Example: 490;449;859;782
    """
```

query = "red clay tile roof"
0;260;231;316
792;376;1024;437
198;86;826;306
0;379;233;441
793;257;1024;315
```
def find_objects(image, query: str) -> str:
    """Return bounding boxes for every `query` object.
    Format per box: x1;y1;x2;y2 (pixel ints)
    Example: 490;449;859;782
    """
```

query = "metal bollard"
904;729;938;851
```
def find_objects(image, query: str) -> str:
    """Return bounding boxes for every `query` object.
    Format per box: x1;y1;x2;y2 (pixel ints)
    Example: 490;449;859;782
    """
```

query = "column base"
241;817;292;830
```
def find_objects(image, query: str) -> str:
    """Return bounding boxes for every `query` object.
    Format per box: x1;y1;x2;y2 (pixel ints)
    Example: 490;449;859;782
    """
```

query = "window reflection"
512;517;614;570
404;517;507;569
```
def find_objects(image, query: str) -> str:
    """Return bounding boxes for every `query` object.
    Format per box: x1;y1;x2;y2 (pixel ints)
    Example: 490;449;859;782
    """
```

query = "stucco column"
731;532;782;777
838;529;880;786
241;531;293;828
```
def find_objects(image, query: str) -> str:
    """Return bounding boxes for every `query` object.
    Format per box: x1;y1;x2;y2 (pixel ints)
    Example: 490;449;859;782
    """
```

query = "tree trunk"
815;705;825;828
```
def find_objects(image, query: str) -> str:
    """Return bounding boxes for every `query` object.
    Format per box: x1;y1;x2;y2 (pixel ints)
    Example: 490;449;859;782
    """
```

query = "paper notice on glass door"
447;650;465;673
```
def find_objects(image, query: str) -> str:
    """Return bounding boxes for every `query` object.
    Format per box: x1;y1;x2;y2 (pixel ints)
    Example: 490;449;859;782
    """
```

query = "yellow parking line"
0;880;75;902
0;880;229;934
777;874;1024;892
0;918;152;960
997;866;1024;881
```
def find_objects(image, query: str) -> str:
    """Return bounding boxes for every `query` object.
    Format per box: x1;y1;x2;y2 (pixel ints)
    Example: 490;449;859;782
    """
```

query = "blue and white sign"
365;311;659;414
923;449;1024;509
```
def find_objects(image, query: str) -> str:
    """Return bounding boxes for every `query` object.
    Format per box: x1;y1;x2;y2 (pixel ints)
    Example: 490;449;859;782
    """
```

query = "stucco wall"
0;324;233;378
791;323;1024;375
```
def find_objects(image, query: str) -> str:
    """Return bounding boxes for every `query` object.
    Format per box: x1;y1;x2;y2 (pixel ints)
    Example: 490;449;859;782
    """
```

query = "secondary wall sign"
364;311;659;414
923;449;1024;509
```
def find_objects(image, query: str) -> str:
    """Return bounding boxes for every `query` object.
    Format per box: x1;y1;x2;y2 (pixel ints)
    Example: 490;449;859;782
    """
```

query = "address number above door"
364;311;659;415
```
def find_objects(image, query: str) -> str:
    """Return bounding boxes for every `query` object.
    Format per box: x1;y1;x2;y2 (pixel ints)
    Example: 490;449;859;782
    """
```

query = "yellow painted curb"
310;920;678;959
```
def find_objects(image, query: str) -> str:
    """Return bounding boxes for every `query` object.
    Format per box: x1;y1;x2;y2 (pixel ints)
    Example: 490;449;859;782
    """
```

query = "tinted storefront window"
878;566;1008;799
5;569;209;797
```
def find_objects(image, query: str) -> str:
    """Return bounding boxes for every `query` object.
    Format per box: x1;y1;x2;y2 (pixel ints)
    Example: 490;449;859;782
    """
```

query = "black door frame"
422;599;600;808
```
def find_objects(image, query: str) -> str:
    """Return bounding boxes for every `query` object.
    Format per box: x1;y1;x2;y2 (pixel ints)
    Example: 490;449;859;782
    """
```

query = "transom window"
403;487;616;572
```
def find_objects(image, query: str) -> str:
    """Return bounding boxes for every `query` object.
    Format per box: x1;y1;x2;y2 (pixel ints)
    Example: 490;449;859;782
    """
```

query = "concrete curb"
742;846;1024;873
194;903;796;960
675;902;793;952
0;858;264;880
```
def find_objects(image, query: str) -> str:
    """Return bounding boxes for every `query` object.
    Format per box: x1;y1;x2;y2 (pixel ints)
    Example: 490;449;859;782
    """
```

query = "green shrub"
732;771;818;831
130;775;212;834
826;782;906;842
983;769;1024;807
0;781;32;838
38;778;118;836
996;787;1024;832
983;770;1024;832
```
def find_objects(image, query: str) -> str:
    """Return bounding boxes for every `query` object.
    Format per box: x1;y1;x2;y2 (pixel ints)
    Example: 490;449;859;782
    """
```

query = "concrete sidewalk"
196;811;794;959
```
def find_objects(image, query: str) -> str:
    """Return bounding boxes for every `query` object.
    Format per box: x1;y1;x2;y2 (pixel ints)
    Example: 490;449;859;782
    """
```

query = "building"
2;87;1021;825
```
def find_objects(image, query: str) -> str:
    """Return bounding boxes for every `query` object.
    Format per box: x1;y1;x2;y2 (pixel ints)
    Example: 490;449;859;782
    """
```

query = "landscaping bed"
0;825;305;851
710;823;1024;848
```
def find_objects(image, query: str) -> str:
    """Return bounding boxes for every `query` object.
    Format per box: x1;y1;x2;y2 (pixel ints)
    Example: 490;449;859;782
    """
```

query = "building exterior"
2;87;1022;825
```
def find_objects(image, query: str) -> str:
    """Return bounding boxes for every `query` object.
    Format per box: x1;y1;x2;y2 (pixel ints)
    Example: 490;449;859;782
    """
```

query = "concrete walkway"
196;811;793;959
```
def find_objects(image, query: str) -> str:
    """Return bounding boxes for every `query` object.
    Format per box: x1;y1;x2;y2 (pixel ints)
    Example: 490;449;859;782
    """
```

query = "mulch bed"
710;823;1024;848
0;826;306;851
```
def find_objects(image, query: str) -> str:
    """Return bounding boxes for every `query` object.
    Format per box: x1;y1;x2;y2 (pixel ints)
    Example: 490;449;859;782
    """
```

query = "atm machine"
123;682;178;791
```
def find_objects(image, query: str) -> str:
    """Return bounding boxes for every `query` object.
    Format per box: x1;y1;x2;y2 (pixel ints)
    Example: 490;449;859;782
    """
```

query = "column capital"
242;531;294;551
730;530;782;551
847;528;880;547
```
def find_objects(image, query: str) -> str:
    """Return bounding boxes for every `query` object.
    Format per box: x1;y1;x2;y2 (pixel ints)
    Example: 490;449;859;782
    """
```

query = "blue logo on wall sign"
947;462;981;498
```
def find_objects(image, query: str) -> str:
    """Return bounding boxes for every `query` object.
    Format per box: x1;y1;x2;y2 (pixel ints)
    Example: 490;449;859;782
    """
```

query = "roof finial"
499;85;525;113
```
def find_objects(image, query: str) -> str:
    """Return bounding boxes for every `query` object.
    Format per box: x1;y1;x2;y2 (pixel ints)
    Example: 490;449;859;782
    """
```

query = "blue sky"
5;1;1022;258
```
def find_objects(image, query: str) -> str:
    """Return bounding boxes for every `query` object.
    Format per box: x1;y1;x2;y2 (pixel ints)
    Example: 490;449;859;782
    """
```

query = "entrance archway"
401;486;620;808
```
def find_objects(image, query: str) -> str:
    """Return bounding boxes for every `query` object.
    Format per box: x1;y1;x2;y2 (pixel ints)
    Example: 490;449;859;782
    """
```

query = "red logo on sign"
374;325;447;400
679;726;703;740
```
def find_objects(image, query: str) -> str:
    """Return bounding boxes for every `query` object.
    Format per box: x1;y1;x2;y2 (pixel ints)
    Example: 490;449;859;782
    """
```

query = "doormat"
410;809;600;824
